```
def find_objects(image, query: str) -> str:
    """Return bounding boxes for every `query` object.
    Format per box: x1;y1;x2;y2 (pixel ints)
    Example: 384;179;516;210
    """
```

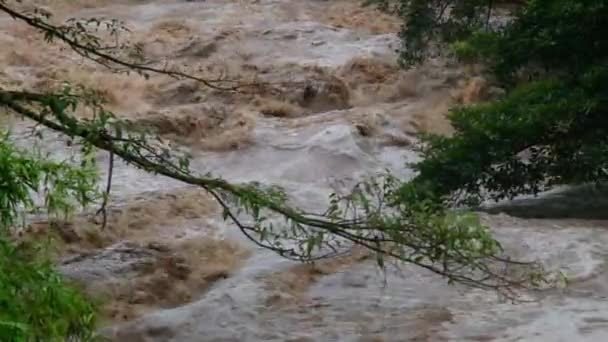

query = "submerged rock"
58;241;161;285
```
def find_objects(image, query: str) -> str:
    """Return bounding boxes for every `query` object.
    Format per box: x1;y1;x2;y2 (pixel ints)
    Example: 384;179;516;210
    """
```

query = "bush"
0;238;97;341
0;133;98;341
366;0;608;207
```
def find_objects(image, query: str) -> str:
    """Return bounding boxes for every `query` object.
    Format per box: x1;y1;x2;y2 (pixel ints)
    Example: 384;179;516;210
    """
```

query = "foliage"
366;0;608;74
364;0;608;208
0;132;98;227
364;0;496;66
0;237;97;341
450;0;608;81
411;68;608;206
0;134;98;340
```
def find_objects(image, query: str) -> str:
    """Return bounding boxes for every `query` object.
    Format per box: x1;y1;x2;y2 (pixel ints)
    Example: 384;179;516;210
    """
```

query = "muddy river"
2;1;608;341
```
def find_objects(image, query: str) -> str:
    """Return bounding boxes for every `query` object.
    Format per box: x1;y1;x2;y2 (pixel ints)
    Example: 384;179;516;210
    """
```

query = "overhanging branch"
0;88;545;296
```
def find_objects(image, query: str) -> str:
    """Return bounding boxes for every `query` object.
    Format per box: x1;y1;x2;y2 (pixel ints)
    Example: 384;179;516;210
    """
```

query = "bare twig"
486;0;494;30
94;150;113;229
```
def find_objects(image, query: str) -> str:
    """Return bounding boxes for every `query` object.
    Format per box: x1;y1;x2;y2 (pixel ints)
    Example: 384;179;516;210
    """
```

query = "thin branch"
0;2;265;92
94;150;113;229
0;87;546;296
485;0;494;31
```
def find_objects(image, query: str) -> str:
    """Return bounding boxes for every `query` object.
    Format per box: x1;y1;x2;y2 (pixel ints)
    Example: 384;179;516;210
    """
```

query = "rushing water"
4;1;608;341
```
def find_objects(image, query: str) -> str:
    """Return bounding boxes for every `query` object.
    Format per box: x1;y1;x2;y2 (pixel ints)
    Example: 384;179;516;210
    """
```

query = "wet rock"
24;220;82;244
482;184;608;219
58;241;160;284
294;76;350;112
266;292;291;303
51;221;81;244
203;269;230;282
131;290;154;305
135;104;253;151
101;321;176;342
161;254;191;280
147;241;171;253
341;272;370;288
176;39;218;59
355;122;373;137
254;64;351;114
151;80;201;107
340;57;399;85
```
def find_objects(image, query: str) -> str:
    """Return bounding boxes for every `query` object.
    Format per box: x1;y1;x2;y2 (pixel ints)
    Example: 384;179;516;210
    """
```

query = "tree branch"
0;87;547;296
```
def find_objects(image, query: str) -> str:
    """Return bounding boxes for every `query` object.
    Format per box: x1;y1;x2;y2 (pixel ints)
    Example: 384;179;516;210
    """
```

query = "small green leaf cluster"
0;237;97;342
0;132;98;226
0;133;98;341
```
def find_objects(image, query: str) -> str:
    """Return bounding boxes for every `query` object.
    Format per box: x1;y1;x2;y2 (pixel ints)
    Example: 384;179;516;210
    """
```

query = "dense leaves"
0;135;98;340
367;0;608;76
0;237;96;341
365;0;608;209
0;133;98;226
365;0;496;66
413;68;608;205
452;0;608;81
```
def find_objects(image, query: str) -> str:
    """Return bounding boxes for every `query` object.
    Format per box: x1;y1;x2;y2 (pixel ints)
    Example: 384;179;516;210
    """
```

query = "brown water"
3;1;608;341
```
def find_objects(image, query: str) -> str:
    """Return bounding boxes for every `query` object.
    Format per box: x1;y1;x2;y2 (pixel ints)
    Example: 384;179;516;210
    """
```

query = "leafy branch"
0;0;557;298
0;86;552;297
365;0;507;66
